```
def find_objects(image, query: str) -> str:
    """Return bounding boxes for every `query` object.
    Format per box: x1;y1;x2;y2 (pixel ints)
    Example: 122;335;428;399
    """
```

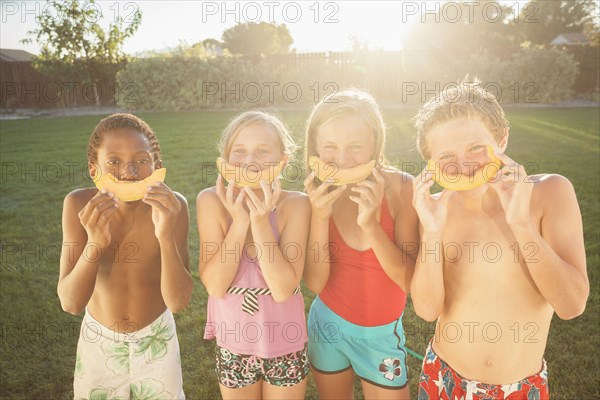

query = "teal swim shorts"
307;296;408;389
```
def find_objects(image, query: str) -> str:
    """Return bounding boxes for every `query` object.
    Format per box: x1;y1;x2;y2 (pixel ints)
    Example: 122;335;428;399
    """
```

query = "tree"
221;22;293;56
21;0;141;105
519;0;596;45
402;0;519;60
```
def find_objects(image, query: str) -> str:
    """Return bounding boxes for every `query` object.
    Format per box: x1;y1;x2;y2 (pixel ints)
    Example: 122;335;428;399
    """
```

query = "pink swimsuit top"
204;211;307;358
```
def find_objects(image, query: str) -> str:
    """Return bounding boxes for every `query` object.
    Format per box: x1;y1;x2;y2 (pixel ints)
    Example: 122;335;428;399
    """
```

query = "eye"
351;145;362;150
324;145;336;149
258;149;270;154
470;145;484;151
439;154;453;160
233;149;245;154
137;158;150;164
107;160;119;166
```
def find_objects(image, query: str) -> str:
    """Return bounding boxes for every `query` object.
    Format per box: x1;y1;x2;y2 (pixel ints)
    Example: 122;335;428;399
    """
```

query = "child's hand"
244;179;281;224
488;152;534;227
216;175;249;226
78;190;119;249
304;172;347;221
412;168;452;235
142;182;182;241
349;169;385;230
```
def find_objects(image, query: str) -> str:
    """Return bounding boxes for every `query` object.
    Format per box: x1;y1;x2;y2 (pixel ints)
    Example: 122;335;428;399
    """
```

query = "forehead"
98;128;152;154
231;122;280;146
428;118;494;152
317;115;371;144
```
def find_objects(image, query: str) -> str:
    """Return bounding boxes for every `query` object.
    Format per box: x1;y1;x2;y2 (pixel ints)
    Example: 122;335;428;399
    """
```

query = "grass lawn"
1;108;598;399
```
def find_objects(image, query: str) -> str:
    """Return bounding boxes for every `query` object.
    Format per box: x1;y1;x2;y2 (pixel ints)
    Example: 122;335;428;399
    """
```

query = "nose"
336;150;352;169
243;154;261;170
119;162;139;181
459;157;480;176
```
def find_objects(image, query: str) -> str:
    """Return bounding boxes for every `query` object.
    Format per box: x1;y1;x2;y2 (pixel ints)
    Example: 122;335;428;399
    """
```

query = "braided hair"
87;113;162;166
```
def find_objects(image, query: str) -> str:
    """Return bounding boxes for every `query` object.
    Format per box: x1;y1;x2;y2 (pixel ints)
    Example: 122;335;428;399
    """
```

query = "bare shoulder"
63;187;97;213
531;173;576;196
277;190;310;211
381;167;415;208
172;191;189;207
530;173;577;209
196;186;220;208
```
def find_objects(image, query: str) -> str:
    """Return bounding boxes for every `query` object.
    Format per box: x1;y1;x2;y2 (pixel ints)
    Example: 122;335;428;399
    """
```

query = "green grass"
1;108;598;399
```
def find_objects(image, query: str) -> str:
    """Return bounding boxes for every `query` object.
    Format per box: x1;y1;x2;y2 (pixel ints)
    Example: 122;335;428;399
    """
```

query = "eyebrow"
105;151;152;156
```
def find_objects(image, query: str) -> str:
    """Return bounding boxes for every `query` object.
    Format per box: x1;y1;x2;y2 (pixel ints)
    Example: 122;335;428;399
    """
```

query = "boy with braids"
58;113;191;399
411;82;589;399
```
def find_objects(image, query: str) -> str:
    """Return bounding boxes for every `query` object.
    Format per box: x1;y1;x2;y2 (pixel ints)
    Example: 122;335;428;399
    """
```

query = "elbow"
57;287;84;315
167;302;188;314
59;298;84;316
272;289;296;303
413;302;442;323
556;285;589;320
556;300;588;320
304;275;326;295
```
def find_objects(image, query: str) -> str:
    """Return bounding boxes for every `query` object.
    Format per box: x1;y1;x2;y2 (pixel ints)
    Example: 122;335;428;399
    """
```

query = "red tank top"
319;197;407;326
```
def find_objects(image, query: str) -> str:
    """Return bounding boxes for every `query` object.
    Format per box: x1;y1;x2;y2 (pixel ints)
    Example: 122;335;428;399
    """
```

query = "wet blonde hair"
304;88;388;169
218;110;298;160
414;79;509;159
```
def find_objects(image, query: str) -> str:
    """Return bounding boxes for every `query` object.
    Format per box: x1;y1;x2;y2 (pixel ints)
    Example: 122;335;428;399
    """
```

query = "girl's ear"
498;128;509;153
155;159;163;169
281;154;289;166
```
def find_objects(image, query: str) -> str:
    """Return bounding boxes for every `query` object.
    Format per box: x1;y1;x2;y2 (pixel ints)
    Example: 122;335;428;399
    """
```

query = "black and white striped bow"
227;286;301;315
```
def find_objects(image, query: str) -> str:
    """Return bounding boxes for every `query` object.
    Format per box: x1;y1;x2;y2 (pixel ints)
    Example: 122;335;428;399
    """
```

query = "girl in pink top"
197;111;311;399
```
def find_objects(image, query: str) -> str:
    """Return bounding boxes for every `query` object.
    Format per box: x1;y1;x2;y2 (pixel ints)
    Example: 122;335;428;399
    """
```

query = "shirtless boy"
411;83;589;399
58;114;192;399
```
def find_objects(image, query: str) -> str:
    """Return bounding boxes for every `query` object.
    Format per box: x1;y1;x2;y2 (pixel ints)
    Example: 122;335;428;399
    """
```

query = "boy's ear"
155;159;163;169
88;162;98;180
498;128;510;152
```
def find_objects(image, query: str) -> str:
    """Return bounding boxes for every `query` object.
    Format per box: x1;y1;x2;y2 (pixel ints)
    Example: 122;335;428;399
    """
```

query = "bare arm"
197;184;249;297
57;189;118;315
510;175;588;319
409;170;452;322
142;186;193;313
247;191;311;302
359;171;419;292
302;173;347;294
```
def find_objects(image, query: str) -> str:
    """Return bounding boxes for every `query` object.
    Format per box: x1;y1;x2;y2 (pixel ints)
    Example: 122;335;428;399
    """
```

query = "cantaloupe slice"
93;168;167;202
308;157;376;185
426;145;502;191
216;157;284;188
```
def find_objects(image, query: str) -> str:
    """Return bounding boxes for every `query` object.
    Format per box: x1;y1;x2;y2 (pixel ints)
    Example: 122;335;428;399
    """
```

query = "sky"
1;1;529;55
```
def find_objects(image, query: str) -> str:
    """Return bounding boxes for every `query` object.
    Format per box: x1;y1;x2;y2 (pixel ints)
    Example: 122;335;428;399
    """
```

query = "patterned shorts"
215;346;310;388
418;339;549;399
74;309;184;400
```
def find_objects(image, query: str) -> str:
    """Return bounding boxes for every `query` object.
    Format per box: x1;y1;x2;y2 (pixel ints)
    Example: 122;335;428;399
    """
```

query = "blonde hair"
304;88;387;169
218;110;298;160
414;79;509;159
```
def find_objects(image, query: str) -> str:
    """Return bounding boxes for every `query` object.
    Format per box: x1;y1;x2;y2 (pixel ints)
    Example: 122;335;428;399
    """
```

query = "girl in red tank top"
303;89;420;399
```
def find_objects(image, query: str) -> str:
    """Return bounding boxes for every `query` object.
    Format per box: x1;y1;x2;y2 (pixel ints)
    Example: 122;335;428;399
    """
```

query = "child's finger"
303;172;316;192
244;186;262;208
226;178;235;205
142;197;169;213
321;184;347;205
259;180;272;205
245;197;258;214
234;188;246;207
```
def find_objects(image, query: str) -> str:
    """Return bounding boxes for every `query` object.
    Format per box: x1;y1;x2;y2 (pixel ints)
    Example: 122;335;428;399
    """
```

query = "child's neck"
456;186;500;212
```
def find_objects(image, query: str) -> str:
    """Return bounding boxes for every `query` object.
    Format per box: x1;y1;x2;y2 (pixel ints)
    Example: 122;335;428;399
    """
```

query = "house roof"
0;49;35;62
550;33;590;46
